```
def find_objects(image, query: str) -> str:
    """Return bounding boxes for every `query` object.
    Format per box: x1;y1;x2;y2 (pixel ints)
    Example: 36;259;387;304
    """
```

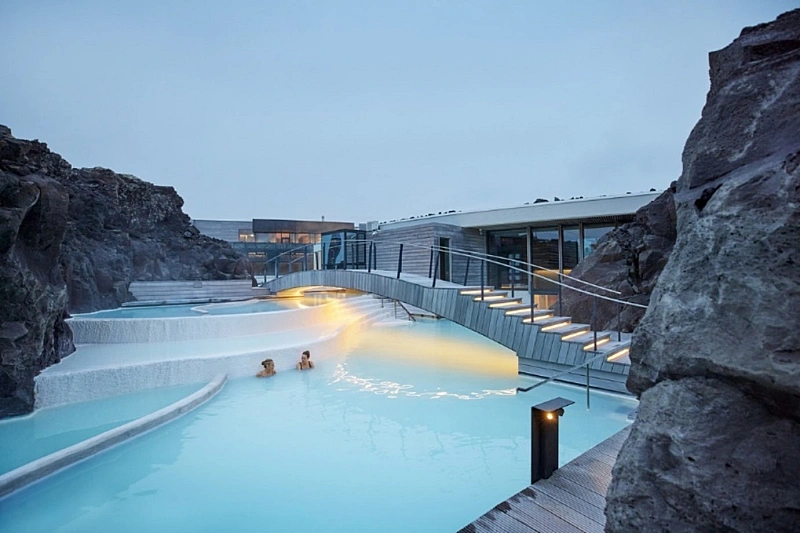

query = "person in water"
296;350;314;370
256;358;276;377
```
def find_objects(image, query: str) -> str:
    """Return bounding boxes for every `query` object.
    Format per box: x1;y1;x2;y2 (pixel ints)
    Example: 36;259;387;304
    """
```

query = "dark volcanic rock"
0;127;251;415
0;172;74;417
606;9;800;532
558;185;677;332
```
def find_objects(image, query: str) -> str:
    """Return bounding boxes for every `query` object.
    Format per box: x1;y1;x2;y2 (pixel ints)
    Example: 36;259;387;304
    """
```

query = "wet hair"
302;350;310;358
262;358;274;368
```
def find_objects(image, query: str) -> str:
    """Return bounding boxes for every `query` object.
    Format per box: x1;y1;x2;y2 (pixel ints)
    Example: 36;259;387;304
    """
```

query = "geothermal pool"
0;319;635;533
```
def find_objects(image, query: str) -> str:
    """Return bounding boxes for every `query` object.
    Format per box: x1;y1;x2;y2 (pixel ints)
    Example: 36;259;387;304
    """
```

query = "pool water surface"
0;320;635;532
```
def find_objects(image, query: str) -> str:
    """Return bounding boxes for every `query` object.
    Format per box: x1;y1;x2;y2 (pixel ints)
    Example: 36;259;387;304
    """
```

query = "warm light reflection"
339;325;519;378
329;364;517;400
522;314;553;324
505;308;531;315
546;412;554;420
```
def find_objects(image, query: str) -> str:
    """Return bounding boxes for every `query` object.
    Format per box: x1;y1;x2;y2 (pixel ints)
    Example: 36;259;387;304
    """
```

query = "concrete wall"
129;280;265;302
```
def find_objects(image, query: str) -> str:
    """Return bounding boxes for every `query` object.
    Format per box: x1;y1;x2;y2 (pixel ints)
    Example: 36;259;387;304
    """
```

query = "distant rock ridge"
0;126;250;416
605;9;800;531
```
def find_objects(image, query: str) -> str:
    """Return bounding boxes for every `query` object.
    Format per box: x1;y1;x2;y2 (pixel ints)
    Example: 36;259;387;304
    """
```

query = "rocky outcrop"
0;126;251;416
0;169;74;417
606;9;800;532
558;185;677;332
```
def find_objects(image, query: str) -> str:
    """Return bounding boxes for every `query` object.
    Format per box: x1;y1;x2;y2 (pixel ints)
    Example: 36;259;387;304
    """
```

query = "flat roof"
378;191;660;231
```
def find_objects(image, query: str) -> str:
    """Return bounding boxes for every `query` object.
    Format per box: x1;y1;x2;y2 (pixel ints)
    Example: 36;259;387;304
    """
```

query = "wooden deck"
458;426;631;533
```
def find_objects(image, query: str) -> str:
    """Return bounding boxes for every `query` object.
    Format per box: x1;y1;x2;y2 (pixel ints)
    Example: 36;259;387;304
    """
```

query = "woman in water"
256;358;276;377
296;350;314;370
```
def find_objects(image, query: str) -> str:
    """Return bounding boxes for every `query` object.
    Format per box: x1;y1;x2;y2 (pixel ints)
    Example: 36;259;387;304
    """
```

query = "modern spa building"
369;190;660;309
194;190;661;308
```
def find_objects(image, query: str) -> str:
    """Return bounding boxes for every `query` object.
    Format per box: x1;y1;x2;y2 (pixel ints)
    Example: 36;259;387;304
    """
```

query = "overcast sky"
1;1;796;224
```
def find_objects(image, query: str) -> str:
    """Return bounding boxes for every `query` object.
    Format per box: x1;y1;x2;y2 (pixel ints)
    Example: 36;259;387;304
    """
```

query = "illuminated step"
603;342;632;364
583;336;611;351
521;310;555;323
563;331;612;350
487;298;523;308
502;304;532;314
459;286;495;295
555;324;592;340
473;292;509;302
537;317;573;331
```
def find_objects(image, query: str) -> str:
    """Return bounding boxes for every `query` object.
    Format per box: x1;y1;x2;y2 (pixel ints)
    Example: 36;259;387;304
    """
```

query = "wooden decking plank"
510;489;602;532
549;460;611;497
465;508;542;533
540;475;609;510
504;495;584;533
530;483;607;523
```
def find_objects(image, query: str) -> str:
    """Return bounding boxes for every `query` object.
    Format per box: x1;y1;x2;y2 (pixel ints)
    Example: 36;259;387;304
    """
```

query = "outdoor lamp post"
531;396;575;484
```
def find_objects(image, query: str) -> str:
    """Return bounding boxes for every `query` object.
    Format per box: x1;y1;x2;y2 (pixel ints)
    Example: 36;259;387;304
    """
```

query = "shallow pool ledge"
0;374;227;499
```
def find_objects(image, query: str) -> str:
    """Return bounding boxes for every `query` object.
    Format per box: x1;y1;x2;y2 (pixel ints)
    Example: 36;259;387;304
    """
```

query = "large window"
530;227;559;292
562;225;580;274
487;228;528;291
583;224;615;258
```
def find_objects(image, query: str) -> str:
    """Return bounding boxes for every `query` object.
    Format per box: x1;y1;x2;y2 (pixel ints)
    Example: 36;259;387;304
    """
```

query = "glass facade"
253;232;322;244
487;222;618;309
321;230;366;270
583;224;614;257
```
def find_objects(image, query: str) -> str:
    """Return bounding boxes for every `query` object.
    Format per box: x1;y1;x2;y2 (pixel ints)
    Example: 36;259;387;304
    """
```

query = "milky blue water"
0;320;636;532
0;383;205;475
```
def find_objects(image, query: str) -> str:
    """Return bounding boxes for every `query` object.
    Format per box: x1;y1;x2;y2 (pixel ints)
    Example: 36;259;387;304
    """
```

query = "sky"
1;1;797;224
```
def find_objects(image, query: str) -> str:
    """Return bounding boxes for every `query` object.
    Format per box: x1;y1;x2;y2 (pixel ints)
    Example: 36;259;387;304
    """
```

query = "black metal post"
274;258;279;279
558;272;563;317
428;249;434;278
303;250;308;271
586;362;591;410
396;244;403;279
617;300;622;341
432;251;440;288
463;255;471;286
373;242;377;270
510;260;515;298
593;295;598;351
531;397;574;484
368;242;373;272
480;260;485;301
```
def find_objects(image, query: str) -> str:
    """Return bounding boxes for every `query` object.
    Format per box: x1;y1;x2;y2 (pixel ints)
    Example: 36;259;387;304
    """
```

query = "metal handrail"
361;239;647;310
394;300;417;322
261;237;647;310
516;350;611;409
516;351;608;393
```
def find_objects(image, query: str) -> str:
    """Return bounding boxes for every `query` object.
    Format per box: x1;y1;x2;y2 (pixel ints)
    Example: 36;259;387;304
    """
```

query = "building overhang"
378;191;661;231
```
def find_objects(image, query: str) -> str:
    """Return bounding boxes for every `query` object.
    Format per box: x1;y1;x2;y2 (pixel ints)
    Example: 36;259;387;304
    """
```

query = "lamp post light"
530;397;575;484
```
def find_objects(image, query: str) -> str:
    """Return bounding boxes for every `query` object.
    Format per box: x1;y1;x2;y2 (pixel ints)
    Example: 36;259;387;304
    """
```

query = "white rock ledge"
0;373;227;500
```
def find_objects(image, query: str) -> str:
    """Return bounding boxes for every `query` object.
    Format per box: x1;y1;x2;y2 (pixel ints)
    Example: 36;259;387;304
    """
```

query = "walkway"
458;426;630;532
264;270;632;393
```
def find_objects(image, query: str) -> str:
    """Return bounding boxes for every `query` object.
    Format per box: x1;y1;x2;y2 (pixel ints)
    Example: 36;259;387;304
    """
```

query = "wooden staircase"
462;287;632;392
